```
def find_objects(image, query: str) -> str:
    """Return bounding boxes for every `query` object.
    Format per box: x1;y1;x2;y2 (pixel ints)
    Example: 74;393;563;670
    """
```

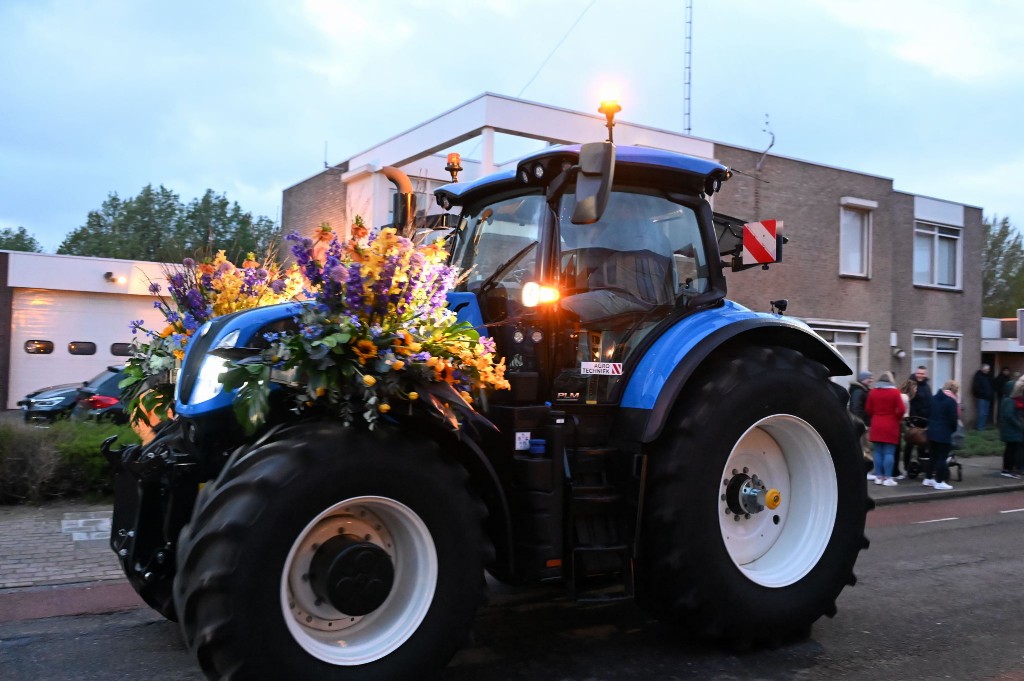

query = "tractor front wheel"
173;422;487;681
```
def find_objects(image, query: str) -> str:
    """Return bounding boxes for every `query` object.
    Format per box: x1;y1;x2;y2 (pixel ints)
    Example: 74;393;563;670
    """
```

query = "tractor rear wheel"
637;345;869;646
173;421;488;681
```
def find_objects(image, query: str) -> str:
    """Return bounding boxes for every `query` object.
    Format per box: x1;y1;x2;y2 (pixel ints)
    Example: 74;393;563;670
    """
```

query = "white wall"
6;252;171;408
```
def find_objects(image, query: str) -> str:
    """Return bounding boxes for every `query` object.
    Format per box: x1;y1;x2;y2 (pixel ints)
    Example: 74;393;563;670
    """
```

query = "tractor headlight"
522;281;560;307
190;356;230;404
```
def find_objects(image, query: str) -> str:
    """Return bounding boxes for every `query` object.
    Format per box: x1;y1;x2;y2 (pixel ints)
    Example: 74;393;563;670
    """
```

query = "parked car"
17;382;82;422
70;365;129;424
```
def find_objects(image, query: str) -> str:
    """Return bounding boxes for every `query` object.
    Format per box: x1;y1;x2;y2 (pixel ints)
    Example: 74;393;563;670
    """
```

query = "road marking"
999;508;1024;514
913;517;959;524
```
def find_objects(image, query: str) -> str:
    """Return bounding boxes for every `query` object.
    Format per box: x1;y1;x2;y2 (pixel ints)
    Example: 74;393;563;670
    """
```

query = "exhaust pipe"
380;166;416;238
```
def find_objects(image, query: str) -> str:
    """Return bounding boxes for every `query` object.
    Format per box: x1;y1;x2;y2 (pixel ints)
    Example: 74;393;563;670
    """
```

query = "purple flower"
148;282;162;294
269;279;286;294
182;257;195;268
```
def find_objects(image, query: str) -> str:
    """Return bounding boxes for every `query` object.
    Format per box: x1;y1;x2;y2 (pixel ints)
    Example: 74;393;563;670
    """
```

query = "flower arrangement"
222;218;509;433
121;251;305;425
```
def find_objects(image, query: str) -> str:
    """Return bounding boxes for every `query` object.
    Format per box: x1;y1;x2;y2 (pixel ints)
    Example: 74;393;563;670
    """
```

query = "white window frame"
839;197;876;278
912;330;962;391
913;220;962;290
805;319;868;389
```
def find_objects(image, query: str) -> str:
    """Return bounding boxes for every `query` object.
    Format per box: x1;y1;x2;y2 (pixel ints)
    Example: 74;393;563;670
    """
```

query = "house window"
839;198;875;277
913;333;961;390
807;321;867;390
914;221;961;288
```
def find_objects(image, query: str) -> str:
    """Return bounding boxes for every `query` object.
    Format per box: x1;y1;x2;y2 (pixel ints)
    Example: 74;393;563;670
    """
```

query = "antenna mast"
684;0;693;135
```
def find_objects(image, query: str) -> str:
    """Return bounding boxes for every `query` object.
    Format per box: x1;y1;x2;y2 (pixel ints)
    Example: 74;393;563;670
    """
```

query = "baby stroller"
903;416;963;482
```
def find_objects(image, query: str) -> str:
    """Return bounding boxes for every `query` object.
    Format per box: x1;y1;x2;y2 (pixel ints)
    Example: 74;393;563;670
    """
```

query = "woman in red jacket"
865;370;906;486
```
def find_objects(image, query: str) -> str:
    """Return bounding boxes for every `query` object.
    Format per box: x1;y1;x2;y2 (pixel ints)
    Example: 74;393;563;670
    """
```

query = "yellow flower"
315;387;326;397
362;374;377;387
460;391;473;404
408;391;419;401
391;360;405;371
378;402;391;413
354;339;378;364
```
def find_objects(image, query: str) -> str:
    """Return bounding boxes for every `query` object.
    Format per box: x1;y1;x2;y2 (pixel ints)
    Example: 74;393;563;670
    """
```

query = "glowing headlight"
522;281;560;307
190;356;230;404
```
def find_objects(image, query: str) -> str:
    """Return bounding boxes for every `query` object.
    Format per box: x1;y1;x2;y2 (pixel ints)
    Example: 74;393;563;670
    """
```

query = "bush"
959;428;1002;458
0;419;139;504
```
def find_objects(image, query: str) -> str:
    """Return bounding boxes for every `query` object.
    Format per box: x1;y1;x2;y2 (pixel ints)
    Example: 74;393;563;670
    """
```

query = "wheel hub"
309;534;395;616
723;469;781;519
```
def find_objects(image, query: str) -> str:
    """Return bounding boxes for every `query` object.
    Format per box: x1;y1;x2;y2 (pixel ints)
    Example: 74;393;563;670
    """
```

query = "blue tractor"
108;128;868;680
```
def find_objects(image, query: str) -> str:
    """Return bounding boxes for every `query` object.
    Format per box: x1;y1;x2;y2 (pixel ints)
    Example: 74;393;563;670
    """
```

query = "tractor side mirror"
571;142;616;224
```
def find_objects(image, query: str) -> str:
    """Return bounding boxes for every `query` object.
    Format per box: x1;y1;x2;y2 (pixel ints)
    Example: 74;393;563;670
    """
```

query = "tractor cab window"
453;195;544;297
558;191;706;324
552;191;707;405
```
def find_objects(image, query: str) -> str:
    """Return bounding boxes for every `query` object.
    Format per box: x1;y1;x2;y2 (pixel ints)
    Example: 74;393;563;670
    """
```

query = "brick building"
282;93;982;414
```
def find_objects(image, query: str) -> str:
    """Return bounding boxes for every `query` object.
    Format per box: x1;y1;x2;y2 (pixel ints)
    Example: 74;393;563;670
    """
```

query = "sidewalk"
867;454;1024;505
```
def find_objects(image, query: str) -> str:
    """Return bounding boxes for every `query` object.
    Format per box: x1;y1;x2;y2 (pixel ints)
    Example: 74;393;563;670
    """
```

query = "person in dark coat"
906;365;932;469
971;364;994;430
993;367;1013;425
848;370;874;471
999;381;1024;478
924;380;960;491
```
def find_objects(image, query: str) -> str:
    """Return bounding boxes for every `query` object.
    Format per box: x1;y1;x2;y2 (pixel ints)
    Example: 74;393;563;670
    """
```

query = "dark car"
70;365;129;424
17;382;83;422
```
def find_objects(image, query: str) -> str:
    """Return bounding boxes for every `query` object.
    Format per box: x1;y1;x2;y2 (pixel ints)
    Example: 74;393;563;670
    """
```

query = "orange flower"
353;340;378;365
391;360;405;371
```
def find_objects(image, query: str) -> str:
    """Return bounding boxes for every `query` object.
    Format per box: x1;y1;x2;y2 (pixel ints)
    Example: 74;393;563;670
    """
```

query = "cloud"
809;0;1024;83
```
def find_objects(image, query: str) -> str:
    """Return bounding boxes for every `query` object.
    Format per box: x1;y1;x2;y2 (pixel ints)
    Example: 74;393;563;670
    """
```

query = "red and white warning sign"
742;220;783;265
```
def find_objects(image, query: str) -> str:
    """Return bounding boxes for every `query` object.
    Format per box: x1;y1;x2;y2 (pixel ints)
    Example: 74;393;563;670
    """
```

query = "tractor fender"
618;299;851;443
425;423;514;575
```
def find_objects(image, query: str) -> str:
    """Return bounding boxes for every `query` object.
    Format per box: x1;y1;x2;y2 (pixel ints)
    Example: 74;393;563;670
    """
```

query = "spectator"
849;370;874;473
924;380;960;491
998;381;1023;479
906;366;932;468
971;364;994;430
893;379;917;480
993;367;1013;425
865;371;905;486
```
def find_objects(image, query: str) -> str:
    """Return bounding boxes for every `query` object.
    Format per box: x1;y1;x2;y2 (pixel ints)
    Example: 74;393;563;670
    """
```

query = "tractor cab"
437;142;733;412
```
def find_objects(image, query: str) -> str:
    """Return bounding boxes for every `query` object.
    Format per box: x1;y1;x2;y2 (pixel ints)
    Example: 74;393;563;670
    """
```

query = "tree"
57;186;281;262
982;215;1024;317
176;190;281;264
0;226;43;252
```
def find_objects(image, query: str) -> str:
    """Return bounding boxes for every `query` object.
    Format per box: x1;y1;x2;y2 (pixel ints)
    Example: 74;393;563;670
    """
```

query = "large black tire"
173;421;488;681
636;345;870;646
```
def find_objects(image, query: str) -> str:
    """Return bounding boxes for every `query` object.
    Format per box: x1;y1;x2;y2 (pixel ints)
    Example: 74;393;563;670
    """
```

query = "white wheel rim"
718;414;837;587
280;496;437;665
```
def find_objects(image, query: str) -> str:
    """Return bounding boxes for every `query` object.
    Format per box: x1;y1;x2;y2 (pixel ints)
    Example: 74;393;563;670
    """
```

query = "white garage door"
9;288;167;409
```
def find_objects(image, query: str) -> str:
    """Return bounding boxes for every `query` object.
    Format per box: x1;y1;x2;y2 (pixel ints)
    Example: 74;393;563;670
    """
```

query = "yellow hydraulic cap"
765;488;782;510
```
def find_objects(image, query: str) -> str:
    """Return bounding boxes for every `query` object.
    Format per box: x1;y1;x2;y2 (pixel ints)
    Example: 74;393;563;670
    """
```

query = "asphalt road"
2;491;1024;681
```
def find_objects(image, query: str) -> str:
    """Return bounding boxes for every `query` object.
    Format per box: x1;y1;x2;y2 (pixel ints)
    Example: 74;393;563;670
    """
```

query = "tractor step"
566;446;634;602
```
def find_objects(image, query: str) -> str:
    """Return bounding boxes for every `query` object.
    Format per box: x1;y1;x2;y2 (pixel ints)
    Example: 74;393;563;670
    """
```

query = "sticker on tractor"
581;362;623;375
742;220;783;265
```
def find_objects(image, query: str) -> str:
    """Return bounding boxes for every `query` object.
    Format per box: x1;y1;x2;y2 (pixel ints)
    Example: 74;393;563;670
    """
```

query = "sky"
2;0;1022;253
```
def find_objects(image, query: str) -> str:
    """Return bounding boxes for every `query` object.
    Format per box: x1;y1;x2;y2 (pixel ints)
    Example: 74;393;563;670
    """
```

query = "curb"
870;481;1024;506
0;580;144;624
